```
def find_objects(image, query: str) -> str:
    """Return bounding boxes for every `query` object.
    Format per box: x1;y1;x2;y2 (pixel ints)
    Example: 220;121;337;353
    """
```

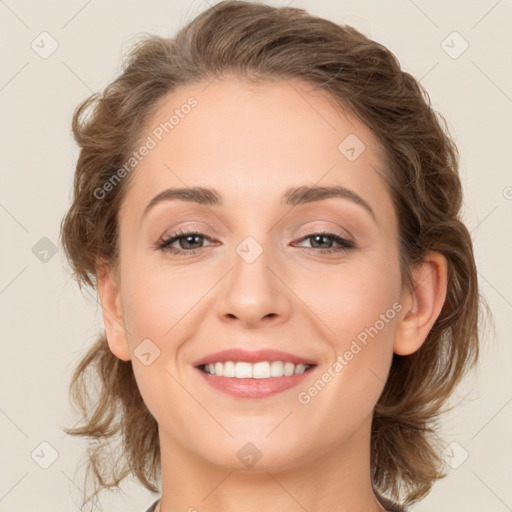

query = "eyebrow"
142;184;376;221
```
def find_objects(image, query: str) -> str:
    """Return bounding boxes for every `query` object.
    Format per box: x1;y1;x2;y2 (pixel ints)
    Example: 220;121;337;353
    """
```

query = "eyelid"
156;224;353;243
294;223;355;242
157;222;215;240
292;230;356;251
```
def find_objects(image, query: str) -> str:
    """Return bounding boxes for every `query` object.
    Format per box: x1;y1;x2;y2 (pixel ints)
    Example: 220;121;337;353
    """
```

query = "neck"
156;418;389;512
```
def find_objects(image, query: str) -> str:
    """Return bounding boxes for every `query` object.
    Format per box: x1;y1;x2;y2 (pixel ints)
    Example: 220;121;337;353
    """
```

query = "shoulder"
144;499;160;512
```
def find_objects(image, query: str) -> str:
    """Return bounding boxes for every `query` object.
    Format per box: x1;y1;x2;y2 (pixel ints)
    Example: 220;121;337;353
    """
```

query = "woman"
60;2;481;511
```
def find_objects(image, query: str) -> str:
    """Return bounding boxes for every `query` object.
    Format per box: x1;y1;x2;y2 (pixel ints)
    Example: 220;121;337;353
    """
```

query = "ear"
394;251;448;356
96;259;131;361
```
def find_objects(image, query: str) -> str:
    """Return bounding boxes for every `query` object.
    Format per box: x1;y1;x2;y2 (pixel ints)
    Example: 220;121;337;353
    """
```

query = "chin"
188;429;313;473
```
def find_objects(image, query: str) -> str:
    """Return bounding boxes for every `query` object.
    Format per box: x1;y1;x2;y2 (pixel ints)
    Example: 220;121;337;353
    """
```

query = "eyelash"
155;228;356;256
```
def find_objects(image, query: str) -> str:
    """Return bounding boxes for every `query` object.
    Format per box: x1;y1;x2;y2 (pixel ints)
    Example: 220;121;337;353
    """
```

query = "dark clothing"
145;499;159;512
144;497;407;511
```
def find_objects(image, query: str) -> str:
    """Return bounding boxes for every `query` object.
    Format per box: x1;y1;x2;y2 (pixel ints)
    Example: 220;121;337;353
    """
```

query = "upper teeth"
203;361;311;378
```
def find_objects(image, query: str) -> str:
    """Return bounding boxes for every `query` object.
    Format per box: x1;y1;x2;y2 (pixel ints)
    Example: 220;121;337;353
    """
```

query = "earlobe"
96;259;131;361
394;252;448;356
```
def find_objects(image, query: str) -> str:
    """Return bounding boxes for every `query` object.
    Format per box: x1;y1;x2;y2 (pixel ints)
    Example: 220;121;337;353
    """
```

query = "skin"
97;76;448;512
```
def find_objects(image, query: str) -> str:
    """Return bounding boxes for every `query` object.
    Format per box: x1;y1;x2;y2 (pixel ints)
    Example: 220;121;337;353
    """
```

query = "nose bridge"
217;232;291;327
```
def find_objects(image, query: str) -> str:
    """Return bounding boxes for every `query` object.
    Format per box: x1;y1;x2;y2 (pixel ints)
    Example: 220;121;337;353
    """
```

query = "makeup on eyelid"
141;195;375;239
145;204;370;255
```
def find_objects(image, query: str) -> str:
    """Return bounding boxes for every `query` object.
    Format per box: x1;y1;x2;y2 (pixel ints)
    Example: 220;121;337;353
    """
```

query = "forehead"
121;76;392;221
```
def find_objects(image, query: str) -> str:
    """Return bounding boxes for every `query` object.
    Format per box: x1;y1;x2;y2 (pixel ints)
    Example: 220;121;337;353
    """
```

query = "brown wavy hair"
60;1;483;509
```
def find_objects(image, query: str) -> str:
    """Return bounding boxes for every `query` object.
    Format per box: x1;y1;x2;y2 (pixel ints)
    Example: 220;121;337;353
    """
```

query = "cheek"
119;256;210;345
293;250;402;402
117;259;210;427
293;254;401;347
293;265;402;435
120;237;402;364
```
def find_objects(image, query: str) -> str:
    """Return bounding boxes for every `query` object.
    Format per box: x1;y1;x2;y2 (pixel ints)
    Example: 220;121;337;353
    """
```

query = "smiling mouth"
198;361;316;379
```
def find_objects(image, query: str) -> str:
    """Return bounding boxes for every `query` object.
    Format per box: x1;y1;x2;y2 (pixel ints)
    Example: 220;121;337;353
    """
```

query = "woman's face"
104;77;409;472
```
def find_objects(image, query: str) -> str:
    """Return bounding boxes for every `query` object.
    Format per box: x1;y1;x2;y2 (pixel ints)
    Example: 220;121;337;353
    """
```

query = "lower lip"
195;367;315;398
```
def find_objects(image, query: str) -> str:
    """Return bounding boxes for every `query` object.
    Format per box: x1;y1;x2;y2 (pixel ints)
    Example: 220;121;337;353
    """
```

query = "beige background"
1;0;511;510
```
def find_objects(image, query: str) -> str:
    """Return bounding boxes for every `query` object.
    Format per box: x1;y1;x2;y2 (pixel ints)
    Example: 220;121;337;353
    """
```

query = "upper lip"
192;348;318;367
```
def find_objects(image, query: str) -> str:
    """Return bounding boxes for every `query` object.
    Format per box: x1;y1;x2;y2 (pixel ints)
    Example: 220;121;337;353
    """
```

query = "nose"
216;244;292;329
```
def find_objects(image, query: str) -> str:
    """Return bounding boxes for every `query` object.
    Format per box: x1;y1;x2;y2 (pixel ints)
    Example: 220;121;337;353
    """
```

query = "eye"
155;229;356;256
155;228;216;255
293;231;356;254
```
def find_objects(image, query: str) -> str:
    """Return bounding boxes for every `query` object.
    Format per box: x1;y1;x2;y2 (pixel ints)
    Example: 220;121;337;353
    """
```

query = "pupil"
183;235;201;249
314;235;330;248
